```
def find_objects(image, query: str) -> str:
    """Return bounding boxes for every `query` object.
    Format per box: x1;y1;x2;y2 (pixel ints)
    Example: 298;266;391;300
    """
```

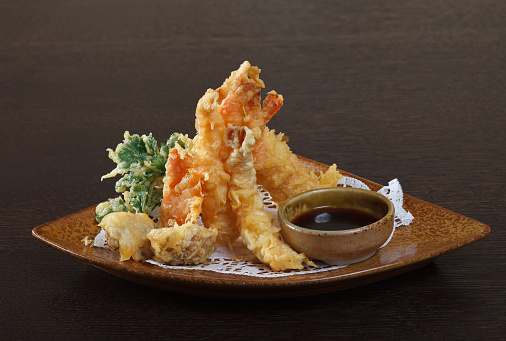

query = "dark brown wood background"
2;0;504;339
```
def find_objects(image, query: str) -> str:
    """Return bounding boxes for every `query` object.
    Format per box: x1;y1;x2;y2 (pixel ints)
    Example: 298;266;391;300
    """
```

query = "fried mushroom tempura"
148;222;217;265
224;126;315;271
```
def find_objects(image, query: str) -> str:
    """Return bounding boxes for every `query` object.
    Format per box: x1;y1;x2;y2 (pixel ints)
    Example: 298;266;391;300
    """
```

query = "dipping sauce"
291;206;379;231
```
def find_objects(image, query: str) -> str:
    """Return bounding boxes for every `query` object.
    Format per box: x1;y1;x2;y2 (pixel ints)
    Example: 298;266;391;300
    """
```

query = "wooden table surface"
2;0;504;339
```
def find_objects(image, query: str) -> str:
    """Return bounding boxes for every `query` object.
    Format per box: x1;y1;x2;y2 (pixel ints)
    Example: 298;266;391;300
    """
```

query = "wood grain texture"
1;0;505;339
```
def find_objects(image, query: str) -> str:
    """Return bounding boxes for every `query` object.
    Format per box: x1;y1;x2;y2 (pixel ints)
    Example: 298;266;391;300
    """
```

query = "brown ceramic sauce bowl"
278;187;394;266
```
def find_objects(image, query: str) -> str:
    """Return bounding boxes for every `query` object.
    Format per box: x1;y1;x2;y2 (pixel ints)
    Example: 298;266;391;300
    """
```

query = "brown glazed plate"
32;157;491;299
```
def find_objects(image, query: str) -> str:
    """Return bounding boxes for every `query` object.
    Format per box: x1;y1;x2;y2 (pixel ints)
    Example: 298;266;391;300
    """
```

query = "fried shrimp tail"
224;126;315;271
218;61;283;130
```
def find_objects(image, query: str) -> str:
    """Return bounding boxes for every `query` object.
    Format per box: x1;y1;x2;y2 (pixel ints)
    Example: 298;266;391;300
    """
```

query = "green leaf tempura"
95;131;171;222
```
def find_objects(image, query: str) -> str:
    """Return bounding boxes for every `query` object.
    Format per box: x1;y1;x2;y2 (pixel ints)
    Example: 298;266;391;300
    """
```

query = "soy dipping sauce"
291;206;378;231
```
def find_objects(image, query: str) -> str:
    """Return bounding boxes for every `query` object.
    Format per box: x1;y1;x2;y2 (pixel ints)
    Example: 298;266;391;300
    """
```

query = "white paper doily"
338;177;414;248
95;178;414;278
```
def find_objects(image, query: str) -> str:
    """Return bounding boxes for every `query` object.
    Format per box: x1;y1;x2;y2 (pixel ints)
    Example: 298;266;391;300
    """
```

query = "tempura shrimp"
149;144;217;265
218;61;283;132
193;63;282;247
193;89;239;248
224;126;314;271
217;61;342;203
253;128;342;203
159;145;206;227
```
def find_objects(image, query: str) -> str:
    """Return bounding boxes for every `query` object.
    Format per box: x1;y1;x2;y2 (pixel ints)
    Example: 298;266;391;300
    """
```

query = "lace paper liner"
338;177;414;247
94;178;414;278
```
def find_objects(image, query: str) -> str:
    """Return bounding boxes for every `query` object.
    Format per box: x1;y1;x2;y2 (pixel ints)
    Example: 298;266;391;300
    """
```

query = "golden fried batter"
254;128;342;203
154;143;217;264
98;212;154;261
217;61;342;203
224;126;314;271
148;222;217;265
193;89;239;248
160;145;206;227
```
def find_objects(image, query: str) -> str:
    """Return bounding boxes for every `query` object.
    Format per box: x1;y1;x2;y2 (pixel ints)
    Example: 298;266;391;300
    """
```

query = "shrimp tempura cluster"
156;61;341;271
100;61;342;271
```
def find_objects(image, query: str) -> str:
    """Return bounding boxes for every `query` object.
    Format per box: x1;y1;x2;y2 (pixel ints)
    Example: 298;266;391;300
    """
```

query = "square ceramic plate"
32;157;490;299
